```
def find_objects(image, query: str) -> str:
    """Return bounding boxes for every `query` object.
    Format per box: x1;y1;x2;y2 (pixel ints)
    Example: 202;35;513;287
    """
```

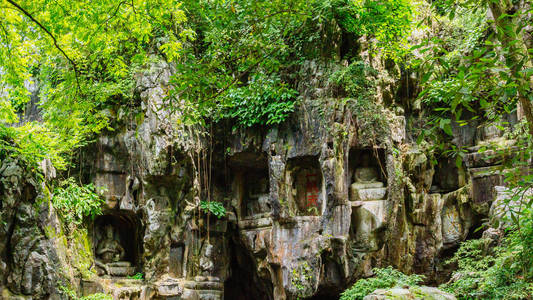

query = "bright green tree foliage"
170;0;415;127
1;0;416;167
0;0;188;169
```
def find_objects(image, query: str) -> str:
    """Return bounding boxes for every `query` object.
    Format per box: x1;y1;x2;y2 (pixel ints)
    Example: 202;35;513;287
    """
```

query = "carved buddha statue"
246;178;270;217
97;225;125;263
350;153;386;201
354;159;379;183
95;225;134;276
199;243;214;276
196;242;219;282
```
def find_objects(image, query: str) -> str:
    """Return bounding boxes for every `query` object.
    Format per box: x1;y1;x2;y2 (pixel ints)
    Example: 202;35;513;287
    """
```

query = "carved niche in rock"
231;152;271;219
169;243;185;278
93;212;140;277
477;123;504;143
243;173;270;219
287;156;323;216
349;149;387;202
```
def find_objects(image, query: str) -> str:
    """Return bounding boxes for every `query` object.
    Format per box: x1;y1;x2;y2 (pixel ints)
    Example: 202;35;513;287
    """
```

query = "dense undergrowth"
341;214;533;299
442;221;533;299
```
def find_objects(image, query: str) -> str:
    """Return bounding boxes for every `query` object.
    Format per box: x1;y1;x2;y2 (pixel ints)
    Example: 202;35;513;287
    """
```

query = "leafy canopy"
0;0;189;169
0;0;418;170
170;0;415;128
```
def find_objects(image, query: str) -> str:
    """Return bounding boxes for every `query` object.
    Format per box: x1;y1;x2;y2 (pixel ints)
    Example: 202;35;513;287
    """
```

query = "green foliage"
329;61;389;145
52;178;105;226
220;73;298;128
128;272;144;280
329;61;377;97
442;216;533;299
171;0;311;127
1;0;419;163
415;0;533;148
414;6;491;142
79;294;113;300
172;0;416;127
340;267;424;300
0;120;94;171
317;0;414;60
0;0;189;169
200;201;226;219
291;261;314;298
60;285;111;300
346;0;414;60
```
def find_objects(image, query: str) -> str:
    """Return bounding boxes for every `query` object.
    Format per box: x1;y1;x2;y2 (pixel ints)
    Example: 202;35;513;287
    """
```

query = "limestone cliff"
0;55;515;300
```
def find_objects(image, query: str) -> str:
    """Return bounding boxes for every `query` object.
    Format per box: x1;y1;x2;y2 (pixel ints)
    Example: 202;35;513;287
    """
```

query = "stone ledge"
238;217;273;230
183;280;223;291
155;278;183;297
469;166;503;178
277;215;321;226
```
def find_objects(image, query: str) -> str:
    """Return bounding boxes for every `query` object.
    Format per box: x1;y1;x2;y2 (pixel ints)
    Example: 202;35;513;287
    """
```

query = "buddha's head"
360;153;371;167
104;225;114;239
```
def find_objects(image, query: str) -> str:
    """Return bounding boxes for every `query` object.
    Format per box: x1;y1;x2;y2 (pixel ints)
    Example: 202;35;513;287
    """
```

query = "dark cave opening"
93;210;143;271
348;148;386;184
224;227;272;300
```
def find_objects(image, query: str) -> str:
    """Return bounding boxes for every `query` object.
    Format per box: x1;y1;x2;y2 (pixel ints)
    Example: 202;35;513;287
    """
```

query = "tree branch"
6;0;81;89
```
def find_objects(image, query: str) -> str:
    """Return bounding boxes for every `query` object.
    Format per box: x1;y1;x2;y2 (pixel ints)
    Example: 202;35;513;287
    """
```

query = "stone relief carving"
244;177;271;217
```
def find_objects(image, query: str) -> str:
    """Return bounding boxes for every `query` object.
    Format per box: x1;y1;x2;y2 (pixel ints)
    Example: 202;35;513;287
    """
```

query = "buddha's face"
360;153;371;167
105;226;114;239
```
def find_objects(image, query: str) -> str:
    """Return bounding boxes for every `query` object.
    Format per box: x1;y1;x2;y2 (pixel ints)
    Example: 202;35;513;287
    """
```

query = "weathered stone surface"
351;187;387;201
470;167;504;214
155;278;183;297
0;159;63;299
351;200;388;251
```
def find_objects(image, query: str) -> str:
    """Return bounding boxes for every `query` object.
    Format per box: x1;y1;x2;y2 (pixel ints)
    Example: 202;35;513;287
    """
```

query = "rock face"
0;59;513;300
0;158;65;299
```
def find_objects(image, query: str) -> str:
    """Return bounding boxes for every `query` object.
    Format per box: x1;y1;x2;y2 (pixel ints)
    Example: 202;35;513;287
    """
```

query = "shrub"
442;212;533;299
52;178;105;226
220;73;298;128
329;61;390;145
340;267;424;300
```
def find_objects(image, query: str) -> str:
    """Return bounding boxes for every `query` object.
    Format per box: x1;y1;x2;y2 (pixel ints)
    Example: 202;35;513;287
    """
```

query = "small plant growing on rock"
128;272;144;280
291;262;314;299
200;201;226;219
79;293;113;300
